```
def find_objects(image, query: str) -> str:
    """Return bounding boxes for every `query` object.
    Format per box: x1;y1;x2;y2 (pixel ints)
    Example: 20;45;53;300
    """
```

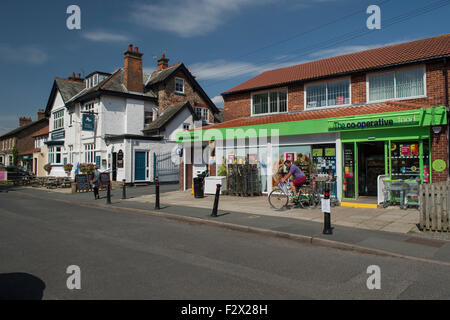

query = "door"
342;143;357;199
135;151;146;181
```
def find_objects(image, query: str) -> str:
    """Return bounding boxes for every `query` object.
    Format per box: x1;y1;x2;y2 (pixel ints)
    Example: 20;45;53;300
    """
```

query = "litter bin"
193;176;205;198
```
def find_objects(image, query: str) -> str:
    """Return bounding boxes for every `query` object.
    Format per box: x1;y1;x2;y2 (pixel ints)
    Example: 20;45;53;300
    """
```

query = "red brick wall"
430;126;449;182
223;92;251;121
179;161;184;190
16;120;48;155
223;60;449;122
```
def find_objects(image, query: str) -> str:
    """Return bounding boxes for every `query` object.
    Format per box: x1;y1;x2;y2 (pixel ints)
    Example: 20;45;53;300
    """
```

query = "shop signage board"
76;174;90;191
51;130;65;140
82;114;95;131
117;150;124;168
100;172;110;189
0;171;7;181
285;152;295;162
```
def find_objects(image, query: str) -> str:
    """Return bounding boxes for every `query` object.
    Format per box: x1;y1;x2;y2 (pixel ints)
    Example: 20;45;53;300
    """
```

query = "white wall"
125;98;145;135
165;108;194;141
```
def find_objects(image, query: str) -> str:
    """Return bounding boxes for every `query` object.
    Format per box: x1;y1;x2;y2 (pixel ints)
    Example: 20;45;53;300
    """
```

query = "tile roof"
224;33;450;95
54;78;85;102
195;101;429;131
0;118;48;139
19;148;41;156
145;63;183;87
32;125;49;138
143;101;195;132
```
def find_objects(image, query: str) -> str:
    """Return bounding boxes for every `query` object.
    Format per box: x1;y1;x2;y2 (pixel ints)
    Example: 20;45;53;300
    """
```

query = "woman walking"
91;165;101;200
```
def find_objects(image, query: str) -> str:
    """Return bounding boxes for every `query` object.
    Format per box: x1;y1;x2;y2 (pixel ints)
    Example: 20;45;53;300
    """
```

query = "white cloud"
211;95;224;106
82;31;129;42
130;0;274;37
0;44;48;65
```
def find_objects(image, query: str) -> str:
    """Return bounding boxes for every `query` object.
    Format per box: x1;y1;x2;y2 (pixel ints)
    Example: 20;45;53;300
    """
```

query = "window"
53;110;64;130
175;77;184;93
195;107;209;121
84;143;95;163
144;111;153;126
9;156;12;165
306;79;350;109
252;90;287;115
49;146;62;164
82;102;95;113
0;156;3;165
368;67;425;102
68;145;74;164
183;123;190;130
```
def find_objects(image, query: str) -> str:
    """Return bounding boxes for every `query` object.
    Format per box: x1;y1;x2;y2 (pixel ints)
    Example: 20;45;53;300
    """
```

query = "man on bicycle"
280;160;307;199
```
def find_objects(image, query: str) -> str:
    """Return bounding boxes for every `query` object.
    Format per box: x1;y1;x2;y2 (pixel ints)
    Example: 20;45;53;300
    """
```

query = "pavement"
6;184;450;267
2;190;450;299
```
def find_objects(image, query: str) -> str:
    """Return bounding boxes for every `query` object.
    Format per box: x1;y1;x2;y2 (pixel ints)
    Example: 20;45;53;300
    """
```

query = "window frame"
53;109;65;130
250;88;289;116
174;77;185;94
304;77;351;110
84;143;96;164
48;146;63;165
366;65;427;103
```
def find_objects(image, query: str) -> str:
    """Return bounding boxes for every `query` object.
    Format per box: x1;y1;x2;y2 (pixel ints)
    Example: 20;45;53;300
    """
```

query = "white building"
44;45;221;183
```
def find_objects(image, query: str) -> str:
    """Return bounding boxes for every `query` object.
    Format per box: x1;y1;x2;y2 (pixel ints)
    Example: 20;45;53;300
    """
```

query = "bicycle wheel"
268;188;289;210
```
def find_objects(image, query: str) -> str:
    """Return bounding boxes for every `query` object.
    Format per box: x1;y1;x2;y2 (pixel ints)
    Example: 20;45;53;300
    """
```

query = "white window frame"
250;88;289;116
366;65;427;103
53;109;64;130
82;101;95;113
183;123;190;130
144;111;153;126
174;77;185;94
304;77;351;110
68;145;74;164
84;143;96;163
48;146;63;165
194;107;209;122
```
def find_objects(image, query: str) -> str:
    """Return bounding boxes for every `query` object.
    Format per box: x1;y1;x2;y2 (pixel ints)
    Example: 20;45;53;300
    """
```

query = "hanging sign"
82;114;95;131
117;150;124;168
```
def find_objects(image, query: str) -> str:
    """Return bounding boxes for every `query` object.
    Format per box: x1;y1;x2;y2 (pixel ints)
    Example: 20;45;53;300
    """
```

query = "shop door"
358;142;385;196
343;143;356;199
135;152;146;181
112;152;117;181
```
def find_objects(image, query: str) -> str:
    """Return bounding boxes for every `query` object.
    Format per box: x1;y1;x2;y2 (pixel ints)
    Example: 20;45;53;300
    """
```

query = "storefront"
329;106;447;201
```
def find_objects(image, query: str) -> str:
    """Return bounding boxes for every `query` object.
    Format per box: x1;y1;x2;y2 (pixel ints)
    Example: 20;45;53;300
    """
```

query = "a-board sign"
117;150;124;168
100;172;110;189
76;174;90;191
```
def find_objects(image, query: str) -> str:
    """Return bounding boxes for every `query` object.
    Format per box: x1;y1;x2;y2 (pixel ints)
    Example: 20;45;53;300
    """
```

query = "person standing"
91;165;101;200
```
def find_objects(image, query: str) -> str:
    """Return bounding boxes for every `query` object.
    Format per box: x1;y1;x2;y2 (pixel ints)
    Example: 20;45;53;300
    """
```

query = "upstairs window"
306;79;350;109
53;110;64;130
175;77;184;94
84;143;95;163
195;107;209;122
82;102;95;113
252;90;287;115
144;111;153;126
368;67;425;102
183;123;190;130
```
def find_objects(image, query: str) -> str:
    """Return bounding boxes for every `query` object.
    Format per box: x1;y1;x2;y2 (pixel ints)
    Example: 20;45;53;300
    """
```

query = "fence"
419;180;450;232
153;151;179;184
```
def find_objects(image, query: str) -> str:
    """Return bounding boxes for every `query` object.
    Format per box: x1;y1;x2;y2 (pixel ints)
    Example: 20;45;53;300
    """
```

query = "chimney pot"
134;46;139;53
77;73;81;78
157;53;169;71
128;44;133;52
19;116;32;127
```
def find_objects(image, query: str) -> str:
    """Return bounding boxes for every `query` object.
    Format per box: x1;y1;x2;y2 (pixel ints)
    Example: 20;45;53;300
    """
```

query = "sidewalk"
10;185;450;265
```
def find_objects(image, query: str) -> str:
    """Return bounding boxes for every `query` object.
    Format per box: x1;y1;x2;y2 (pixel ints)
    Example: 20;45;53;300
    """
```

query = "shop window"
306;79;350;109
390;140;428;181
368;67;425;102
252;90;287;115
49;146;62;164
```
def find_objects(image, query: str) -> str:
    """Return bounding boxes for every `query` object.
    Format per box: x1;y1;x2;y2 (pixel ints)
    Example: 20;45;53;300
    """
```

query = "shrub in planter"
64;163;73;174
44;163;52;174
79;163;95;174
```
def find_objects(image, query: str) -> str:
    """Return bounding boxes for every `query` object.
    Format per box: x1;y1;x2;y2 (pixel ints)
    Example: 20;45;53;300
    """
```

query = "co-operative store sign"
328;112;421;131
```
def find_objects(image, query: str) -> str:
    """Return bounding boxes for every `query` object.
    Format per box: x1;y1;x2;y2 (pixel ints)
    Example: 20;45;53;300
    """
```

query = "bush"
79;163;95;174
44;163;52;174
64;163;73;173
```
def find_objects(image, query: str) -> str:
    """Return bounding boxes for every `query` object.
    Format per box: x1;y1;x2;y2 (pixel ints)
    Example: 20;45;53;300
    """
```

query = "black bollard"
211;184;222;217
122;179;127;199
322;188;332;234
106;182;112;204
155;176;160;210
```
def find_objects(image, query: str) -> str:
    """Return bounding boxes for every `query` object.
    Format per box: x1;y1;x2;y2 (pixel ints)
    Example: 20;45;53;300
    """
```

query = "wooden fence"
419;180;450;232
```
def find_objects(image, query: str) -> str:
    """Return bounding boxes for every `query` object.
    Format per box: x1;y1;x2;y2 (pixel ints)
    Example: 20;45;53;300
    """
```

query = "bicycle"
268;181;321;210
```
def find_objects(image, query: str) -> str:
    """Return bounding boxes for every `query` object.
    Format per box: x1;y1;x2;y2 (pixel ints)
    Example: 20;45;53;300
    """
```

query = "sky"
0;0;449;134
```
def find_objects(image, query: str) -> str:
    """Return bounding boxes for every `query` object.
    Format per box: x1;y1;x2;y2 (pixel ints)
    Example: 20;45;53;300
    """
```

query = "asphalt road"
1;191;449;300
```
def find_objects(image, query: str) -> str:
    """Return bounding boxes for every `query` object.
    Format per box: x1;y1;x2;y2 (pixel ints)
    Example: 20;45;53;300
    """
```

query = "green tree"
12;146;19;166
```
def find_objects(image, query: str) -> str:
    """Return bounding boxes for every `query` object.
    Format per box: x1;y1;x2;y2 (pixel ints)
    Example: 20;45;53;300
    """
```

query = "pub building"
177;34;450;207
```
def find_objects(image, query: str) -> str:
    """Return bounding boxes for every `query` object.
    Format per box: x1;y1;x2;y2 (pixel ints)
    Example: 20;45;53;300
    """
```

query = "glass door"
343;142;357;199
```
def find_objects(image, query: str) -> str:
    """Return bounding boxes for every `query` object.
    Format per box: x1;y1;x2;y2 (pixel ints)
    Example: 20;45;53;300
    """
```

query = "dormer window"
175;77;185;94
195;106;209;122
85;72;110;89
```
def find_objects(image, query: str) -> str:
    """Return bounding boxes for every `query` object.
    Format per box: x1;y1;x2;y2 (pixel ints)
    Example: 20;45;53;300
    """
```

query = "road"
0;190;449;299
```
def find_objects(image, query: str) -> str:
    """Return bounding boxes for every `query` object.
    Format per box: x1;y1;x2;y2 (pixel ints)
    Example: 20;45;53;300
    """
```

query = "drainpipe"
444;58;449;178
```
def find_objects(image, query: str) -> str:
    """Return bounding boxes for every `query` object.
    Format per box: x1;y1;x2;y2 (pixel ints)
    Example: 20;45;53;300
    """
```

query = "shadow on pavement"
0;273;46;300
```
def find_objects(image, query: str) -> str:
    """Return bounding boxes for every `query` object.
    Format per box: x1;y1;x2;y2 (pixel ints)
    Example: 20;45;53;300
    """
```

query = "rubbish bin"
193;176;205;198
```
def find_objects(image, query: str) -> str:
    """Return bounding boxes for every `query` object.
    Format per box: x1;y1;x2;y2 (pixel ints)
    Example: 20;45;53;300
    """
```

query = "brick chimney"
123;44;143;93
68;72;83;82
37;109;46;120
19;117;32;127
157;53;169;71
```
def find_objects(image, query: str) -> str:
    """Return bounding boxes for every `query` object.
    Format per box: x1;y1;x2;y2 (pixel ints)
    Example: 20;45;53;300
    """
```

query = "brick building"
0;110;48;171
177;34;449;205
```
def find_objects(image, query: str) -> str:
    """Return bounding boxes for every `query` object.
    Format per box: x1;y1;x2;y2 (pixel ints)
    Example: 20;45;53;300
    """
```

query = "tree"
12;146;19;166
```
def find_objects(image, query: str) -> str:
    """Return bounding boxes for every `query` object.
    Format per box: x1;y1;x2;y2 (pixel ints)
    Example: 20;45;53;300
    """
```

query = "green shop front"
329;106;447;202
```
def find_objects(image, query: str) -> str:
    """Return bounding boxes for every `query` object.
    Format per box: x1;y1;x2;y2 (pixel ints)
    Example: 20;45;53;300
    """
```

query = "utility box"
205;176;227;195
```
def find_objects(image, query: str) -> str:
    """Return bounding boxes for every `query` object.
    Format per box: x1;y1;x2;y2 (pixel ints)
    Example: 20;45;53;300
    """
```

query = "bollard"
155;176;160;210
122;179;127;199
106;182;112;204
211;184;222;217
322;188;332;234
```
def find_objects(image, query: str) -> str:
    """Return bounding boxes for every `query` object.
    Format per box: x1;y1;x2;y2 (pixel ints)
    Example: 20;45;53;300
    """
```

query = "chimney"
123;44;143;93
157;53;169;71
68;72;83;82
19;117;32;127
37;109;46;120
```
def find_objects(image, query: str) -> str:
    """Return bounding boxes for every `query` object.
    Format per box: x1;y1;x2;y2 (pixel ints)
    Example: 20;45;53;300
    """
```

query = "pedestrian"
91;165;101;200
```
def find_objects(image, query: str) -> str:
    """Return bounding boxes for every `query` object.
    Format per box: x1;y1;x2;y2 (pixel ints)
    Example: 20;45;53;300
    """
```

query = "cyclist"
280;160;307;199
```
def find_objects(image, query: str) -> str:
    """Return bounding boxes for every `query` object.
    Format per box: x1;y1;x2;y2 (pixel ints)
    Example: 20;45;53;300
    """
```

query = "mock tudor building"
177;34;450;205
44;45;220;183
0;110;48;171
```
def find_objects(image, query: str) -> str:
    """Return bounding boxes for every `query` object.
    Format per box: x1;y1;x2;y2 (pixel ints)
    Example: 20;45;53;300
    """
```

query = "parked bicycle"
268;181;320;210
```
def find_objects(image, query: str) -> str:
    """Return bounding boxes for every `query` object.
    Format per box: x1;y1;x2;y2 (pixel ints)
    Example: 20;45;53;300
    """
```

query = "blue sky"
0;0;449;134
